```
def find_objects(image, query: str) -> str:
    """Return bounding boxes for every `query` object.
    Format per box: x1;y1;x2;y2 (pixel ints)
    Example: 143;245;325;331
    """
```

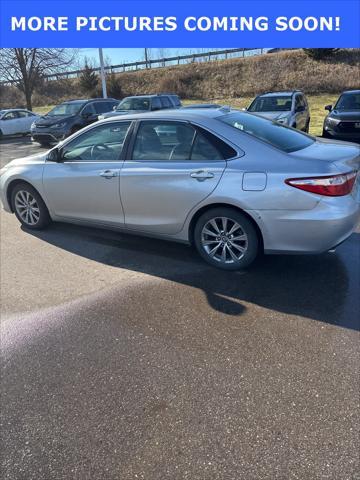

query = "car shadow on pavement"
25;223;359;331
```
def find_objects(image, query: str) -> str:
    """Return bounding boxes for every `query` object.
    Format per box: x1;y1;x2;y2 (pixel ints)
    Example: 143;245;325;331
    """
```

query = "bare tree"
0;48;77;110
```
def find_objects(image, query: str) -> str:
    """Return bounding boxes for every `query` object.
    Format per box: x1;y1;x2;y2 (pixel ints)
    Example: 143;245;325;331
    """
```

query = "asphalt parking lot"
1;136;359;480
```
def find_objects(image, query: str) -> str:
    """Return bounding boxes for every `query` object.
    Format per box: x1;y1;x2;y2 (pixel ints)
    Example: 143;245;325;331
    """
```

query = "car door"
1;111;20;135
43;121;132;225
79;102;98;126
120;120;230;235
17;110;36;133
294;94;306;130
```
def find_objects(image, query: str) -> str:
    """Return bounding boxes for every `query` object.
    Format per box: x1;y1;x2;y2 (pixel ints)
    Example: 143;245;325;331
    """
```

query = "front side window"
132;121;235;161
81;103;96;115
3;112;18;120
218;112;314;153
249;96;293;112
335;93;360;111
47;102;85;117
61;122;131;161
151;97;162;110
117;97;150;111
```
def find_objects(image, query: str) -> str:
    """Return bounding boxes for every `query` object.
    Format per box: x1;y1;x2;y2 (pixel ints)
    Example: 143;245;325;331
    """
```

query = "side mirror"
47;147;61;162
325;104;332;111
113;105;117;111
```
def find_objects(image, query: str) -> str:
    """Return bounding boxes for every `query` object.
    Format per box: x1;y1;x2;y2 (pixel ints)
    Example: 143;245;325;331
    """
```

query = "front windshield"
117;98;150;111
217;111;314;153
334;93;360;111
47;103;85;117
248;96;292;112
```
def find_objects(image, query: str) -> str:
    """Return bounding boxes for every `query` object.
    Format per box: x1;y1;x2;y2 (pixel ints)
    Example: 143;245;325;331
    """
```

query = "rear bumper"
256;194;360;254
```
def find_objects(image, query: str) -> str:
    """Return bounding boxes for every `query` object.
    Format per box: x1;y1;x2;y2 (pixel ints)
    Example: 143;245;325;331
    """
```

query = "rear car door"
17;110;36;133
120;120;233;235
43;121;132;225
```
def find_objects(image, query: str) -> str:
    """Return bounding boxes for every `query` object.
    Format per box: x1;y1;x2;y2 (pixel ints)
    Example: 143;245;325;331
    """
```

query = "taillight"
285;171;357;197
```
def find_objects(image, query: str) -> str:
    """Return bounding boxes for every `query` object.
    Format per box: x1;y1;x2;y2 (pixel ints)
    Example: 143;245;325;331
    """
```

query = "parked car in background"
31;98;119;146
98;94;182;120
323;90;360;142
0;109;40;139
1;109;359;271
247;91;310;132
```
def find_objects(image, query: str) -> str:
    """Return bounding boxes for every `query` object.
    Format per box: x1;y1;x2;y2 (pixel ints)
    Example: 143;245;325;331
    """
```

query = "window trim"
58;120;135;163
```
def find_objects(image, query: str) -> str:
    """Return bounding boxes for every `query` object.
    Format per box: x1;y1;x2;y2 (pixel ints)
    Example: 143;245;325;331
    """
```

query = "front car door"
79;102;98;126
1;111;20;135
120;119;234;235
43;121;132;225
17;110;37;133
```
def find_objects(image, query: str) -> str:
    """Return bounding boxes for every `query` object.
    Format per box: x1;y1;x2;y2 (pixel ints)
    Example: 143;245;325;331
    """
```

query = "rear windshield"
248;96;292;112
217;112;314;153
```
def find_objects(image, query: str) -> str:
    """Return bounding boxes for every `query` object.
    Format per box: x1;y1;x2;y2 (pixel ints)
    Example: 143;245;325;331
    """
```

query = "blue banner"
0;0;359;48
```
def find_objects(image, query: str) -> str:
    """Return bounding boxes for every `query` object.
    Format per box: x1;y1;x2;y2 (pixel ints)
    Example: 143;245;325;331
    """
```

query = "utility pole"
98;48;108;98
144;48;149;69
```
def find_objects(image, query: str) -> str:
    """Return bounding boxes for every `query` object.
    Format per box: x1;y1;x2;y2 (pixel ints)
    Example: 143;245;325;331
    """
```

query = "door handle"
99;169;118;179
190;170;215;181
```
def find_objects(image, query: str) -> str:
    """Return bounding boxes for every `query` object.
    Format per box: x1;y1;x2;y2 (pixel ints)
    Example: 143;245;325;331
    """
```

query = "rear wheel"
11;183;51;230
194;208;259;270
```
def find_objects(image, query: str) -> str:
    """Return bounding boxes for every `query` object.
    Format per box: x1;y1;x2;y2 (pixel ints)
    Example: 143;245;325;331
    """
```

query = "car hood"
253;111;290;121
328;110;360;121
35;114;74;126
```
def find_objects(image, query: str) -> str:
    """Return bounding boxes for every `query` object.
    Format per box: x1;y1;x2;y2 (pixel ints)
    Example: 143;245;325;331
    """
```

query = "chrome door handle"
190;170;215;181
99;170;118;179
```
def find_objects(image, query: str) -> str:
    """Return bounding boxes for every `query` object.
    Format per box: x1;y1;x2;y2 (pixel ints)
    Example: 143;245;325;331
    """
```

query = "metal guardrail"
0;48;266;85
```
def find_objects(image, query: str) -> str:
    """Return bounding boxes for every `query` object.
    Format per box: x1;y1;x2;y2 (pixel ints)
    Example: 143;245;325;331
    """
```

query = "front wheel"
194;208;259;270
11;183;51;230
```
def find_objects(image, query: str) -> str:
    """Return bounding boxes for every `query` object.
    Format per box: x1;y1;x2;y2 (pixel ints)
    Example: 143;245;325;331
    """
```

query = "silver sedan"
1;108;359;270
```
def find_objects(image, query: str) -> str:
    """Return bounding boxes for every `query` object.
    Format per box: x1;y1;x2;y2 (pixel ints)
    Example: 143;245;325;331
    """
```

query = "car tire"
11;182;51;230
194;207;259;270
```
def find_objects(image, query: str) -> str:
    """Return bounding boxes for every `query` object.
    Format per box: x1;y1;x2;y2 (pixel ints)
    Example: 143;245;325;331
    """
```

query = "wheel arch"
6;179;44;213
188;202;264;251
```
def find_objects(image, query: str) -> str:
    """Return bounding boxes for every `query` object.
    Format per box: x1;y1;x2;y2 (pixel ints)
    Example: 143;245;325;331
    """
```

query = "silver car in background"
1;108;359;270
247;91;311;132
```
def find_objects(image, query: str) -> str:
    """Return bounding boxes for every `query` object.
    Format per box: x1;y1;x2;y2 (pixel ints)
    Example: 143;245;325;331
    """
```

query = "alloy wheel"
201;216;248;264
14;190;40;226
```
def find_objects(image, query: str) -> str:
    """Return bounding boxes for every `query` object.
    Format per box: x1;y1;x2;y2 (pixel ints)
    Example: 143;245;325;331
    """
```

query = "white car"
0;109;40;138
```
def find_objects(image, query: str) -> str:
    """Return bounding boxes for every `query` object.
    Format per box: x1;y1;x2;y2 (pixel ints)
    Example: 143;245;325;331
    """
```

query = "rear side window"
160;96;172;109
151;97;162;110
217;112;314;153
170;95;181;107
94;102;113;114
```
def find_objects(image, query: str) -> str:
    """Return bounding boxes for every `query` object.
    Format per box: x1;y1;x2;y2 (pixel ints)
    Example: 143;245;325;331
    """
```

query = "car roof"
0;108;30;112
258;91;303;97
99;107;229;123
341;89;360;95
63;98;117;104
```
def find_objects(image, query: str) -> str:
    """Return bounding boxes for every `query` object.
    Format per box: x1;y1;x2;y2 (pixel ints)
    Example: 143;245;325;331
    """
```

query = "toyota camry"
1;108;359;270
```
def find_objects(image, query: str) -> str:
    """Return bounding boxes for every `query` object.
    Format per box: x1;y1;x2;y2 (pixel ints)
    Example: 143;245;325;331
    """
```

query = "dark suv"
323;90;360;142
98;94;182;120
31;98;119;146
